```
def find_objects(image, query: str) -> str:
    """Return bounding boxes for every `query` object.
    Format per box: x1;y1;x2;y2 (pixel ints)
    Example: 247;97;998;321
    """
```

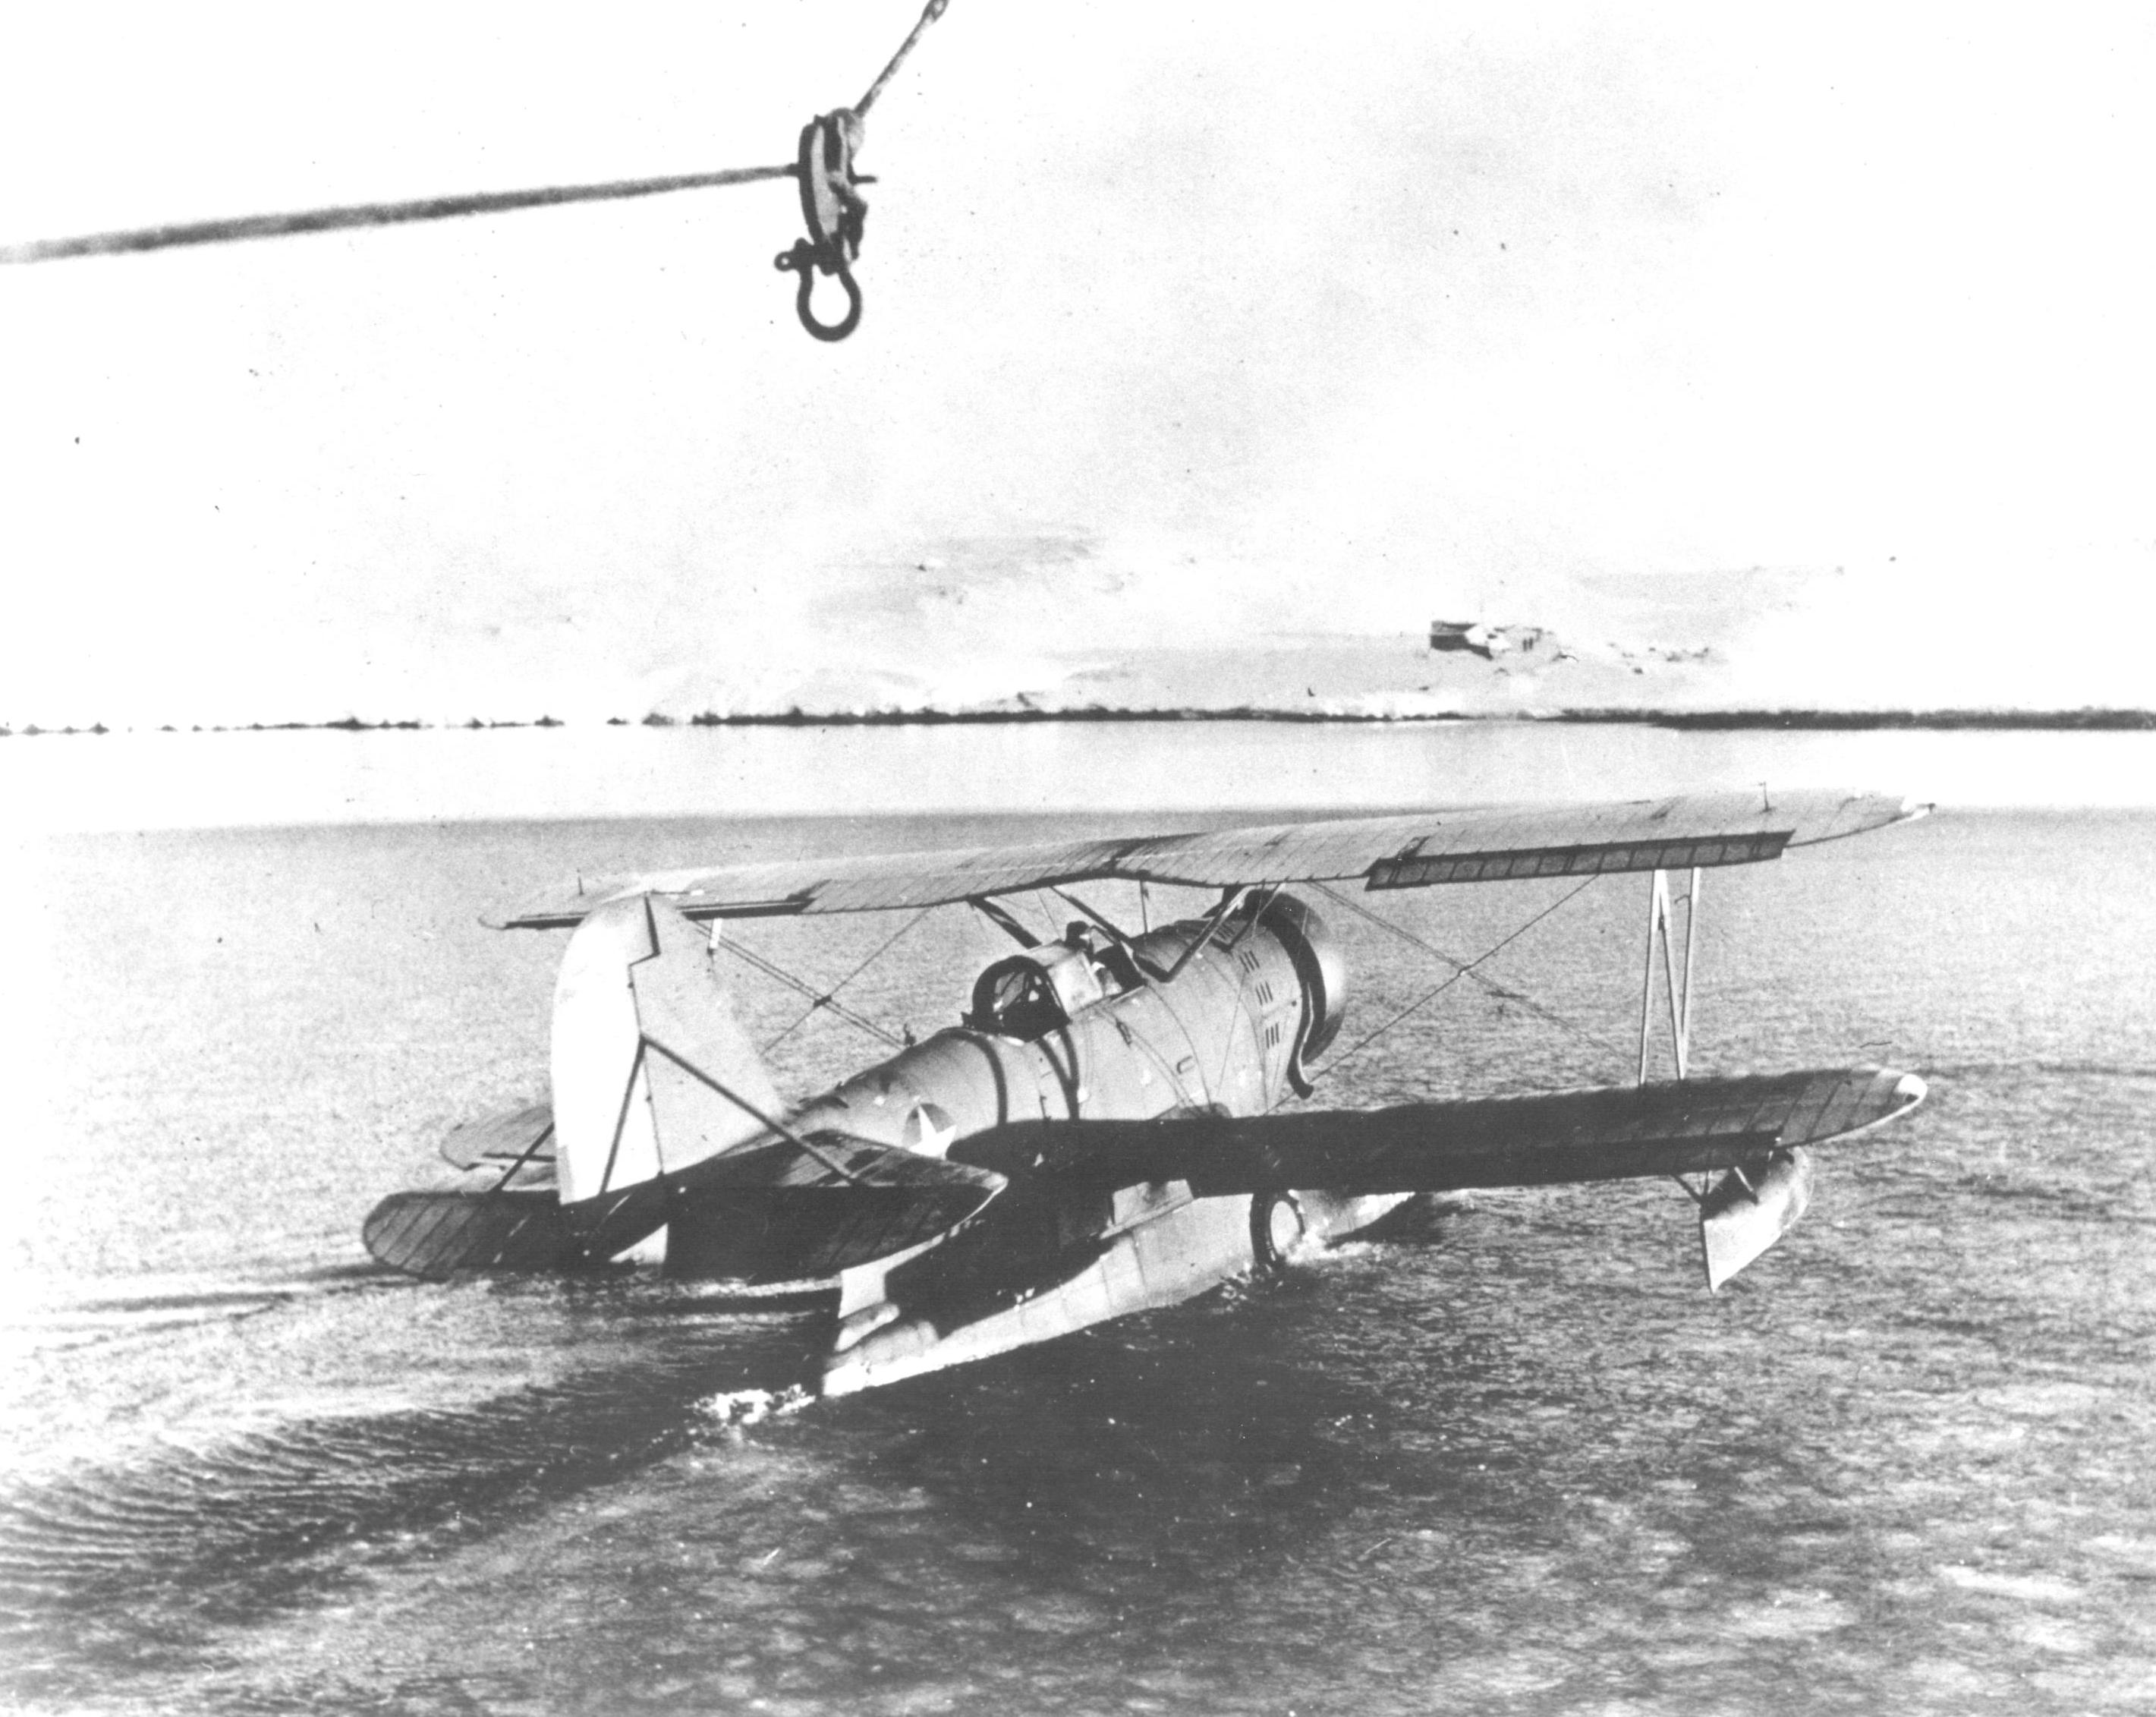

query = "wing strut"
969;896;1043;950
1050;882;1273;986
1637;867;1701;1085
1626;866;1819;1277
1153;887;1257;984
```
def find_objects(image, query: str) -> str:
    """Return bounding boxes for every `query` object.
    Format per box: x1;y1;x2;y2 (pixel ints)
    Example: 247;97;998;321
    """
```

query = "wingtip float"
367;789;1932;1397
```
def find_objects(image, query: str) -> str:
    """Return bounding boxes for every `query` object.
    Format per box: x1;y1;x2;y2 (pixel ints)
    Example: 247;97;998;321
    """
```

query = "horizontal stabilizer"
437;1103;554;1173
363;1189;576;1280
664;1133;1008;1281
951;1066;1927;1196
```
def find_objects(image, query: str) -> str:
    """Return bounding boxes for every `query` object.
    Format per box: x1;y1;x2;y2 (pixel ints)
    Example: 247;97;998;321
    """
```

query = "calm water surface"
2;727;2152;1714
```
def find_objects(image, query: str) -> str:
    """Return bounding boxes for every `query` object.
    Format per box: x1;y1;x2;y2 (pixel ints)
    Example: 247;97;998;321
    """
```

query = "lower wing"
950;1065;1924;1195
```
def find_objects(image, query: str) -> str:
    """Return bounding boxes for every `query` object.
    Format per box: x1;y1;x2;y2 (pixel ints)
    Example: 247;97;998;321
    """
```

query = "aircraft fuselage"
614;898;1402;1388
650;903;1341;1267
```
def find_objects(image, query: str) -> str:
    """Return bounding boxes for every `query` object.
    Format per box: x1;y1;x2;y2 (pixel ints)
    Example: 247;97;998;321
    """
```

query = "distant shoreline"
5;707;2155;738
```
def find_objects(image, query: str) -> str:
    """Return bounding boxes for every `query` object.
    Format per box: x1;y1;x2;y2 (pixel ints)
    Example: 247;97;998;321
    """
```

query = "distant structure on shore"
1429;619;1545;660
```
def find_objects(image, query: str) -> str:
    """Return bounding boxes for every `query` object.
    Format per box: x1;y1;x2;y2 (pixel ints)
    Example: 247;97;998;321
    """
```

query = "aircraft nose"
1893;1070;1929;1109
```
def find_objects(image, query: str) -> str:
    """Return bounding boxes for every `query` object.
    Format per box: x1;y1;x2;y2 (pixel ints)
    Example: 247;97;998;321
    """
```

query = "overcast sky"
4;2;2152;726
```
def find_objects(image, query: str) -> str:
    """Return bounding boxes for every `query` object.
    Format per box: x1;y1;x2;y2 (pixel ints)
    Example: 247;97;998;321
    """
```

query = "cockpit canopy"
966;943;1110;1040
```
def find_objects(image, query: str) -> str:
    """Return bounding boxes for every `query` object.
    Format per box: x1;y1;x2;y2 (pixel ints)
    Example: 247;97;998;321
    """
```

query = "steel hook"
795;260;862;342
773;239;863;342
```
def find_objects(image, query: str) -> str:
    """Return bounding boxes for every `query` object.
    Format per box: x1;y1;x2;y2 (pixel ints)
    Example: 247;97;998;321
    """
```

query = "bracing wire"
721;937;904;1053
753;905;934;1055
1313;881;1626;1060
831;903;937;997
1311;876;1602;1085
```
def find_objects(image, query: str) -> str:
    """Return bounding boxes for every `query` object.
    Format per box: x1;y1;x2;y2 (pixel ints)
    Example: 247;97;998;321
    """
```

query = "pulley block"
774;109;872;341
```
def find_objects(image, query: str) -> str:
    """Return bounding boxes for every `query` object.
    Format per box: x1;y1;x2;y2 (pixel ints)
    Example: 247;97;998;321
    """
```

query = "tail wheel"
1251;1190;1307;1272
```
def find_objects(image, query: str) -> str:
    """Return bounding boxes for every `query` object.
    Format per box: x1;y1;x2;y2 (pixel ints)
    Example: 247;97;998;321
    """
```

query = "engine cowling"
1248;892;1346;1090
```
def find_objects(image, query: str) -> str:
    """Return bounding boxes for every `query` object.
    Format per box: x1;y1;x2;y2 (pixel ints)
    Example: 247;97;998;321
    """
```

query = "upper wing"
489;789;1926;929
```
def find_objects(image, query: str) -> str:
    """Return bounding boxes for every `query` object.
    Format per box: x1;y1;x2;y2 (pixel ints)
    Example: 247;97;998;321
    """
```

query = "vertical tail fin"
550;893;786;1208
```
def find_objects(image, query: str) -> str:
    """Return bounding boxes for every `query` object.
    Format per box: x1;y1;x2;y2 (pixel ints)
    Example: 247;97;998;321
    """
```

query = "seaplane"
364;789;1931;1395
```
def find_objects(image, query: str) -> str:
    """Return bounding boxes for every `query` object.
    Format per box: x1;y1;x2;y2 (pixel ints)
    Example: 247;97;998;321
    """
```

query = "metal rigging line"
855;0;950;117
721;937;905;1054
744;905;934;1055
1311;877;1604;1084
0;165;797;265
1313;881;1626;1060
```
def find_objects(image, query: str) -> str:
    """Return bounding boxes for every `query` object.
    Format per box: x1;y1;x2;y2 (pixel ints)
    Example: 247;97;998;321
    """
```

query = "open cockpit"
965;931;1137;1040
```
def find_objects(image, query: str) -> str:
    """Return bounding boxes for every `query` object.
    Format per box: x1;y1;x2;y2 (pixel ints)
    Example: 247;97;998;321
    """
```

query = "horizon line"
6;706;2156;738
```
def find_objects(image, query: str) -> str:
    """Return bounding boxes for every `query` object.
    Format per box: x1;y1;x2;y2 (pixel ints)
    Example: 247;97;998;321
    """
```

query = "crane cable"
0;164;796;264
0;0;954;342
855;0;950;120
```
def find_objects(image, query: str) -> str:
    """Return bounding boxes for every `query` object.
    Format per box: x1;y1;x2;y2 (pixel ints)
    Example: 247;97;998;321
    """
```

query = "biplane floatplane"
364;790;1929;1394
